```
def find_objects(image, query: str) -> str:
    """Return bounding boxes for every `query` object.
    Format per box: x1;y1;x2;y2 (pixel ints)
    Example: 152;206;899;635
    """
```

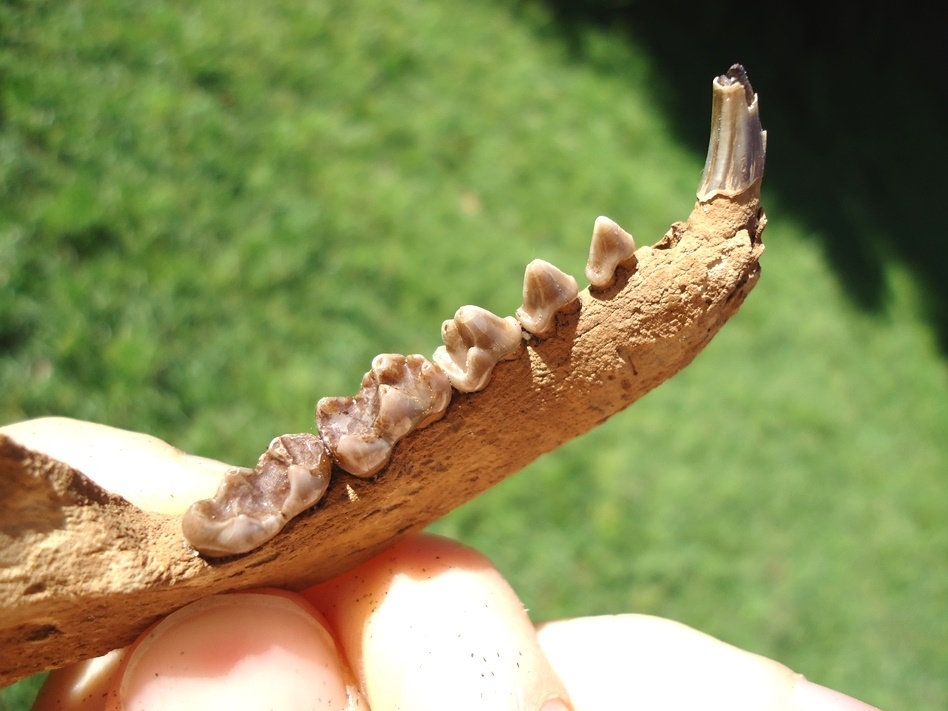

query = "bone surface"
433;305;523;392
516;259;580;337
697;64;767;201
181;433;331;557
585;216;638;289
316;353;452;477
0;65;767;686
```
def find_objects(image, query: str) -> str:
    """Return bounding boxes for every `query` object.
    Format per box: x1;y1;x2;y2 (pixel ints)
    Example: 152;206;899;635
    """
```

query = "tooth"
696;63;767;202
585;216;637;289
516;259;579;337
317;354;452;477
181;433;331;557
433;305;522;393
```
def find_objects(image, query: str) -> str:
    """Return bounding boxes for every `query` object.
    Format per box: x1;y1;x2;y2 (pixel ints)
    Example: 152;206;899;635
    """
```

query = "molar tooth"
697;63;767;201
515;259;579;338
317;353;452;477
585;216;637;289
433;305;523;393
181;433;331;557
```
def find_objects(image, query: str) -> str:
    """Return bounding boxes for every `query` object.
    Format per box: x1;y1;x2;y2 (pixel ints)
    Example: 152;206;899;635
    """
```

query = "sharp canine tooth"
697;63;767;202
316;354;452;477
433;305;522;393
516;259;579;337
585;216;637;289
181;433;331;557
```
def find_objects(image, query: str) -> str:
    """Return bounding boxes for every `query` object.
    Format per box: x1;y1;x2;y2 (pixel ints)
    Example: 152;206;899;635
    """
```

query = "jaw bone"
0;65;769;684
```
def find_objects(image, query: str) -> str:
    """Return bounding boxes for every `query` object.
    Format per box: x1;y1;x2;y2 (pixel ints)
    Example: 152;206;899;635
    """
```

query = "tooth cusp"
317;353;452;477
433;305;523;393
181;433;331;557
516;259;579;337
585;216;637;289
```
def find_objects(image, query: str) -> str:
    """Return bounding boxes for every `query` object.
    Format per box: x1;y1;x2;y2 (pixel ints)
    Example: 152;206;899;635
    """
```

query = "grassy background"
2;1;945;708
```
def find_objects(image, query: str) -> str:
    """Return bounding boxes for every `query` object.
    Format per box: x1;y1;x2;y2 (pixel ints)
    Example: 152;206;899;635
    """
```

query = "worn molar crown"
317;353;452;477
181;433;331;557
433;305;523;393
515;259;579;337
585;216;637;289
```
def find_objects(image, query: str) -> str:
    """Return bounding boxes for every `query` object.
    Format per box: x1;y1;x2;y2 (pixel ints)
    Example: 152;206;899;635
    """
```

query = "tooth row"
183;214;638;556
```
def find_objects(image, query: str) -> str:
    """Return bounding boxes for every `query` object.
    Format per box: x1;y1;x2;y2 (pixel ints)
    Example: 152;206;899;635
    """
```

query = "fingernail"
539;698;571;711
794;677;881;711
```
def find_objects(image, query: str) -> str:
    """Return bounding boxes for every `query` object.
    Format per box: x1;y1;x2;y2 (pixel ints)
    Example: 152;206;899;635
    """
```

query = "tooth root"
181;433;331;557
433;305;523;393
585;216;637;289
516;259;579;338
316;354;452;477
697;64;767;202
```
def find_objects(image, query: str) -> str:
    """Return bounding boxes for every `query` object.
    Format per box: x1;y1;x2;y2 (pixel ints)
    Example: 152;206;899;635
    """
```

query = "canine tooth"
433;305;522;393
697;63;767;202
516;259;579;337
317;354;452;477
182;433;331;557
585;216;637;289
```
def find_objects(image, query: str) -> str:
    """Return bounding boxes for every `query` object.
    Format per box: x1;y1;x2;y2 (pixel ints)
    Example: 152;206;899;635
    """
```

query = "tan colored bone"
433;305;523;393
0;65;766;686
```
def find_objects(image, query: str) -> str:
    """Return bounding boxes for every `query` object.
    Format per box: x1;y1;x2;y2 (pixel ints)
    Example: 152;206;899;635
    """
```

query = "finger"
35;591;365;711
0;417;229;514
303;534;571;711
32;650;126;711
536;615;881;711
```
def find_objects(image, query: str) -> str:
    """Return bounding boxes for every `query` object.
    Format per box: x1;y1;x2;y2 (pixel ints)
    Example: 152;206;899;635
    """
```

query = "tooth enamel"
585;216;637;289
182;433;331;557
515;259;579;337
432;305;522;393
697;63;767;202
316;353;452;477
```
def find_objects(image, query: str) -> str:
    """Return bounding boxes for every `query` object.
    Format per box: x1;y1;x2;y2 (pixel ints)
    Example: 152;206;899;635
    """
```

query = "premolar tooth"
317;353;452;477
516;259;579;338
433;305;523;393
696;63;767;202
182;433;331;557
585;216;637;289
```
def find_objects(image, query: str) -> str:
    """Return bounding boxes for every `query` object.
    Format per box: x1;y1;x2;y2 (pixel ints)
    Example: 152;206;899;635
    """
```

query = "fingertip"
793;678;882;711
32;650;126;711
108;591;357;711
304;534;571;711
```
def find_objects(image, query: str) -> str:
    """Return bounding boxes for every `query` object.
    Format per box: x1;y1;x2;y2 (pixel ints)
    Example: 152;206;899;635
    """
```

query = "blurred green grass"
1;1;945;708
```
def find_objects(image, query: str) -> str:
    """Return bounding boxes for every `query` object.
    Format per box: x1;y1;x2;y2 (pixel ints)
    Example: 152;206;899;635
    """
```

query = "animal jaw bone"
0;65;766;686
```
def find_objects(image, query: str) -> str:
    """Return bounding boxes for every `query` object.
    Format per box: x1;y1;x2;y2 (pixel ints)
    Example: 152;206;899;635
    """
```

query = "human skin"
13;420;881;711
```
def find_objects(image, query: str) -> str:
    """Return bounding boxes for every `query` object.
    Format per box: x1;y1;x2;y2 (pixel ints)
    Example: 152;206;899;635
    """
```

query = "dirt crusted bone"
0;64;767;686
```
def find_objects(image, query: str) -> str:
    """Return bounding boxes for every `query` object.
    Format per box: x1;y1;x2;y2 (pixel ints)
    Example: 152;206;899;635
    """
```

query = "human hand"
3;419;880;710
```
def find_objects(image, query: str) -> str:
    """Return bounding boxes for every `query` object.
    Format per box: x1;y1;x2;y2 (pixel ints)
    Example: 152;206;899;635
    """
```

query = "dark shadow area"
532;0;948;352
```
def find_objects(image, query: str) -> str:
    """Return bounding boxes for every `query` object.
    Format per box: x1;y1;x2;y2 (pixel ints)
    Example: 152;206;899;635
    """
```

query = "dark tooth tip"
722;64;755;105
